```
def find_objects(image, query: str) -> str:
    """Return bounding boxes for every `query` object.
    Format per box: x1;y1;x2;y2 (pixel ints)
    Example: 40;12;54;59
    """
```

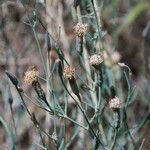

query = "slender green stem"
126;122;136;149
9;104;18;146
110;111;119;150
110;128;118;150
9;104;17;150
32;28;47;74
38;129;46;147
64;115;88;130
90;0;103;50
16;86;31;116
15;86;57;143
60;76;103;146
24;92;88;131
47;51;57;135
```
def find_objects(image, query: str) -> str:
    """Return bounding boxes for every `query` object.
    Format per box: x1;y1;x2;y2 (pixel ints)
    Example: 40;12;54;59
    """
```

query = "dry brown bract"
89;53;103;67
24;66;39;85
109;97;123;109
74;23;87;37
63;67;75;80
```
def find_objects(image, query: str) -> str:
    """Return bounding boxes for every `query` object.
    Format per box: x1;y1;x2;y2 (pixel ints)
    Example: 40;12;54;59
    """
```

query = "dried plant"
1;0;150;150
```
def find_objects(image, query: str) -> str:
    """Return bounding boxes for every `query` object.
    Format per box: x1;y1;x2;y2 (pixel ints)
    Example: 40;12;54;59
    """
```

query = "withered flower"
63;67;75;80
89;53;103;69
24;66;39;85
74;22;87;37
109;96;123;110
63;67;81;100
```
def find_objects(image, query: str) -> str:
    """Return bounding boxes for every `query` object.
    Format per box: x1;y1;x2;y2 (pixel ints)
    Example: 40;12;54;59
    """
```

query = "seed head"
63;67;75;80
109;97;123;110
89;53;103;68
24;66;39;85
74;23;87;37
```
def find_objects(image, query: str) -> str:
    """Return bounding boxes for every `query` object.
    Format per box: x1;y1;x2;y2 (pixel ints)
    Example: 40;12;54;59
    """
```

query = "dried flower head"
109;97;123;109
63;67;75;80
89;53;103;68
24;66;39;85
74;23;87;37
